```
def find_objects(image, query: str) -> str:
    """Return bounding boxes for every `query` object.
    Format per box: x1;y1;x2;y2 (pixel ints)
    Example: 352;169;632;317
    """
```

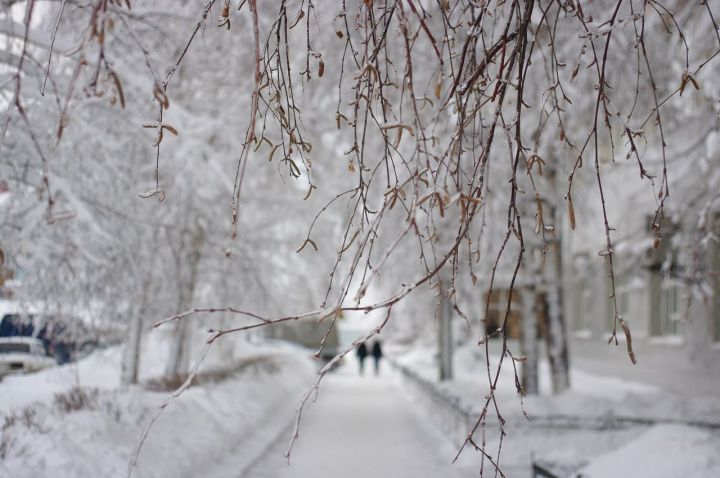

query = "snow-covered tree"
2;0;719;470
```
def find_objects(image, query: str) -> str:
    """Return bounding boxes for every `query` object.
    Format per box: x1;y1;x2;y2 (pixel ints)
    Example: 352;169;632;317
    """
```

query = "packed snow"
576;424;720;478
1;1;720;477
393;339;720;477
0;335;316;478
244;362;481;478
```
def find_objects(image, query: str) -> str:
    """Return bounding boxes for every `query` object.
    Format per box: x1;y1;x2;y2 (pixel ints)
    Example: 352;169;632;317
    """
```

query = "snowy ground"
0;334;317;478
245;362;482;478
394;339;720;477
1;328;486;478
576;424;720;478
2;328;718;478
0;333;486;478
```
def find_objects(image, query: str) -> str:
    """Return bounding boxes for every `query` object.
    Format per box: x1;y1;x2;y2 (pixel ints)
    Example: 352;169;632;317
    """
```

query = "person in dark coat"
356;342;368;375
371;340;383;375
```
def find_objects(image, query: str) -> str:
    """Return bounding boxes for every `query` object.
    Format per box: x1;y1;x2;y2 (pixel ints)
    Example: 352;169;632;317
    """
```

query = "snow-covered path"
243;363;480;478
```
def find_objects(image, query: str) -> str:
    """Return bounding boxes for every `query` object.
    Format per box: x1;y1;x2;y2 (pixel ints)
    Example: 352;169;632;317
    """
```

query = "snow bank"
0;337;317;478
396;341;720;425
392;341;720;477
0;329;169;412
577;424;720;478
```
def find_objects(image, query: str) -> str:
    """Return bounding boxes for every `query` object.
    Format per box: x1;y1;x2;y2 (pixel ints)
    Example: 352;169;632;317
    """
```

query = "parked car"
0;313;97;364
0;336;56;378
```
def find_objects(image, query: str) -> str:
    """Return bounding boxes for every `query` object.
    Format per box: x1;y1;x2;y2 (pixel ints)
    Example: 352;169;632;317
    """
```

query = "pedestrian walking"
356;342;368;375
371;340;383;376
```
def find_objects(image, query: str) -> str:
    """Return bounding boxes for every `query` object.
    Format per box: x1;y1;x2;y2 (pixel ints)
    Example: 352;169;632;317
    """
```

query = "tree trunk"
121;273;152;385
520;285;539;395
165;224;204;380
121;309;143;385
545;242;570;393
542;161;571;394
216;282;235;362
437;279;453;381
165;319;191;379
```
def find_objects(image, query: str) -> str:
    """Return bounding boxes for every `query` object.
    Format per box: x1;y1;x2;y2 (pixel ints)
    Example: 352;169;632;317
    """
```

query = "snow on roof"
0;299;106;325
0;336;44;345
0;299;20;317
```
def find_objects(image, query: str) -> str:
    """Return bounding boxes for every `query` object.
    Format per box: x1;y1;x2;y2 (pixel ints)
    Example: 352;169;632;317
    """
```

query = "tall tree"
2;0;719;470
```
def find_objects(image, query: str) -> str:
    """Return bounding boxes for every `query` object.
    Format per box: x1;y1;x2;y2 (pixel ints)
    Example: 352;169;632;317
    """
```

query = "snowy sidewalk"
243;363;479;478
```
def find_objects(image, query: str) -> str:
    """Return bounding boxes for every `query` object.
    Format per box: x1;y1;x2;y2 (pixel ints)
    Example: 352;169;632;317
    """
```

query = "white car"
0;337;56;378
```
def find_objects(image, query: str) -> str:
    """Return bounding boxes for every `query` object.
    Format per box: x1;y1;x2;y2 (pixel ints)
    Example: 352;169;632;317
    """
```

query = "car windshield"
0;343;31;354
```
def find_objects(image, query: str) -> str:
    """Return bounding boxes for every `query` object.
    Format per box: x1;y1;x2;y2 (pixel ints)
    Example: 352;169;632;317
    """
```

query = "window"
579;286;593;331
485;289;522;339
0;343;30;354
618;291;630;317
615;274;630;318
659;283;681;335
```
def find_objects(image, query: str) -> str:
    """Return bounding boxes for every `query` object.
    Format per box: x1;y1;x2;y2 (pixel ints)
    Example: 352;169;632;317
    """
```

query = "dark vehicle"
0;313;96;364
